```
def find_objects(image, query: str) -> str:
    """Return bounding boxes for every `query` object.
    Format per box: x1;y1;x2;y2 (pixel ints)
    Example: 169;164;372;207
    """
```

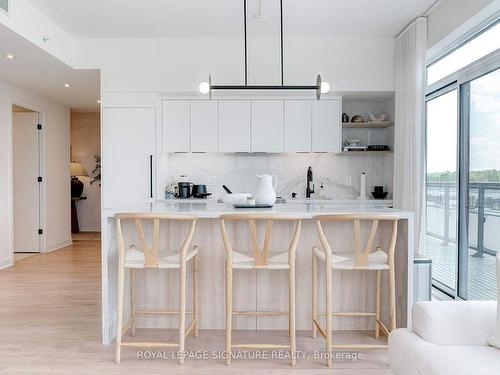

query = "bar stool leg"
115;261;125;364
312;251;318;338
225;262;233;365
325;263;333;367
388;264;396;331
179;260;187;365
289;261;296;366
193;253;199;338
130;269;137;337
375;270;381;339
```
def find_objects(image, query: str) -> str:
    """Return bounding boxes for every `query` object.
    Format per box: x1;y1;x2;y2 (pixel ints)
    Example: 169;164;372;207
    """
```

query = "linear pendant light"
198;0;330;99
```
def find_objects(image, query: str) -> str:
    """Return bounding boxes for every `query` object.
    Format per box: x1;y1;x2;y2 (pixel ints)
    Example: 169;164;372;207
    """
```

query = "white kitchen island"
101;201;413;345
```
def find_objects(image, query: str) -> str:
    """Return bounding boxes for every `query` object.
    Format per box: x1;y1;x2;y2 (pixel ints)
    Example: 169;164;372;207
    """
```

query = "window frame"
425;18;500;300
425;83;460;298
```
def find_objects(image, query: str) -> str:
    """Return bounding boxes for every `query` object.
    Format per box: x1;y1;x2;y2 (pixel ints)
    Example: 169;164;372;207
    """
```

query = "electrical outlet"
345;176;352;185
207;175;217;186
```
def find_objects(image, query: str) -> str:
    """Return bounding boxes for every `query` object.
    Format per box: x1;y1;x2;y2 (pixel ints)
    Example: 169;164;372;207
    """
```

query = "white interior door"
13;112;41;253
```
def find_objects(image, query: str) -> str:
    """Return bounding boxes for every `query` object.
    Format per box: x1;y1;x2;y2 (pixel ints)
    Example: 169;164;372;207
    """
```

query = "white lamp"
320;81;330;94
198;81;210;94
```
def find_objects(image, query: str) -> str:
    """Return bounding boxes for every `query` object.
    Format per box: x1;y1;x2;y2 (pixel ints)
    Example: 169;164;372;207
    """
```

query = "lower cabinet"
102;107;156;208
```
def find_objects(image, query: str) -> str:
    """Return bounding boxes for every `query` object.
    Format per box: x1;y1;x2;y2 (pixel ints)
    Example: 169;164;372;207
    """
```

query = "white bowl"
346;139;361;146
221;193;251;205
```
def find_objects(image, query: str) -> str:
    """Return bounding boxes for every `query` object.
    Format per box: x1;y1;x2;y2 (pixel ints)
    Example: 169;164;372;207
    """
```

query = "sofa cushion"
389;328;500;375
413;301;496;346
488;253;500;349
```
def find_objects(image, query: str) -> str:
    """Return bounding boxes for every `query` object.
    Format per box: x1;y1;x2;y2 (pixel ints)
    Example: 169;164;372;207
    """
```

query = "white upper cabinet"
163;100;190;153
251;100;284;153
219;100;251;153
102;107;156;208
191;100;218;152
161;97;341;154
312;99;341;152
284;100;312;152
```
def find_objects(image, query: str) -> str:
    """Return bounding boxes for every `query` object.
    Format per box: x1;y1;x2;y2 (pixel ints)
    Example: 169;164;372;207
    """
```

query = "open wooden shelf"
342;122;394;129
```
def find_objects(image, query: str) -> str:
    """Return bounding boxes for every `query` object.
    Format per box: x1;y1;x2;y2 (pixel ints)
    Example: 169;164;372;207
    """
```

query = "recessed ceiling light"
5;54;15;59
63;83;70;88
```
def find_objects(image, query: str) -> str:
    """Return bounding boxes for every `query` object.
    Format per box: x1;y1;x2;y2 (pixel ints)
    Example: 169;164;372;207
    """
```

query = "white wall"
70;113;101;232
0;0;75;66
427;0;495;47
75;36;395;92
0;80;71;269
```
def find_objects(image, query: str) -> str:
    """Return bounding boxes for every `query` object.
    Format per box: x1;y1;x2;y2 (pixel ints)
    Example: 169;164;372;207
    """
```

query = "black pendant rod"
207;0;325;100
210;74;323;100
211;85;317;90
243;0;248;86
280;0;284;85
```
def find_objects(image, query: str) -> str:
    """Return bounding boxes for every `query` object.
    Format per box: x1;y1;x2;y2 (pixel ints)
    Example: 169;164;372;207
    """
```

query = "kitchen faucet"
306;166;315;198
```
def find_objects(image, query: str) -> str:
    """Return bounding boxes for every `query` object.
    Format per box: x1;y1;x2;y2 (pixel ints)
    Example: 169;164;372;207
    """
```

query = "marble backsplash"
158;153;393;200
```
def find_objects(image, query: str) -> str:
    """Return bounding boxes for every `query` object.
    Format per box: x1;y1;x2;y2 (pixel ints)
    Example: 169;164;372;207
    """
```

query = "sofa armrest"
412;301;496;346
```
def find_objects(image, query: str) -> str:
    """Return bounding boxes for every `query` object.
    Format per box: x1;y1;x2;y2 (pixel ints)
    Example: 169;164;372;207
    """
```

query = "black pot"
177;182;193;199
71;177;84;198
192;184;212;199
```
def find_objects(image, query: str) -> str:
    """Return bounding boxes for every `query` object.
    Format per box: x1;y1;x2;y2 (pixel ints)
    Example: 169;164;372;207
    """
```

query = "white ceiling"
0;24;99;112
27;0;435;38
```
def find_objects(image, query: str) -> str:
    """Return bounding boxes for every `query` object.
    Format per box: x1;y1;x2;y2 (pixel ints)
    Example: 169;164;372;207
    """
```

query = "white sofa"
389;301;500;375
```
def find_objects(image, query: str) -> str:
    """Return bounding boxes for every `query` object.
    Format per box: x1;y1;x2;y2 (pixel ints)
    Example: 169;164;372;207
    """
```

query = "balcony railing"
426;181;500;257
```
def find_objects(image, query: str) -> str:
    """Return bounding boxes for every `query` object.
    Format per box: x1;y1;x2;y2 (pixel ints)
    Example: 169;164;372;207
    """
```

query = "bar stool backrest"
314;214;400;268
115;213;197;268
220;214;302;266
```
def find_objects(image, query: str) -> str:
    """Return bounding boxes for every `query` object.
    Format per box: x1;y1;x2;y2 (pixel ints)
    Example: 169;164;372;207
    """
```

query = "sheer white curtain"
393;17;427;256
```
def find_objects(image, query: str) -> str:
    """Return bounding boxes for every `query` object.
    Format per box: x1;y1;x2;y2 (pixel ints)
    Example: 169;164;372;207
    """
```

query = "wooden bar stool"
114;213;199;364
220;214;302;366
311;214;399;366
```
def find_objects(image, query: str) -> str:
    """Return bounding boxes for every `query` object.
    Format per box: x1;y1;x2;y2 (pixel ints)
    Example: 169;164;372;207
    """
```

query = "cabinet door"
163;100;190;153
251;100;283;152
219;100;251;153
284;100;312;152
102;107;155;208
191;100;218;152
312;99;341;152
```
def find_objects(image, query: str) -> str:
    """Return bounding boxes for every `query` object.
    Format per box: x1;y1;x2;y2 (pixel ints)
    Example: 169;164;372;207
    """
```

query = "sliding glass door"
426;88;459;295
462;68;500;300
425;17;500;299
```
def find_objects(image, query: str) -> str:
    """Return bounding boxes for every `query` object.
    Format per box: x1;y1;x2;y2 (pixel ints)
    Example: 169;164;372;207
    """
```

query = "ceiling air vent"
0;0;9;15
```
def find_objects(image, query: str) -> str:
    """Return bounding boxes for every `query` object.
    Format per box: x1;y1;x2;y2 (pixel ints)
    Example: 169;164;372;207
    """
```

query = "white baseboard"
45;239;73;253
0;256;14;270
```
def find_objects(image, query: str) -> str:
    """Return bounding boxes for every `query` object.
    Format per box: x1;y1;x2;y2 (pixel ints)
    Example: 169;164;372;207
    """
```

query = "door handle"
149;155;153;198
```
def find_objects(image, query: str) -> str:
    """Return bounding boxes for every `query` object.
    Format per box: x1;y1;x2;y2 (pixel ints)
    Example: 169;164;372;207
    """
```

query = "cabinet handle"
149;155;153;198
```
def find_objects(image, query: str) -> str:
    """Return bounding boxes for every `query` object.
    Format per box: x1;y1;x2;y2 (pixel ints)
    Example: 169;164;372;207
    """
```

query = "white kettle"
254;175;278;205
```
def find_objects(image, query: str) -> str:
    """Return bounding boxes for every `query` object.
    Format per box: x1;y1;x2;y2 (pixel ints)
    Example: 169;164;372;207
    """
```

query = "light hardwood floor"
0;237;392;374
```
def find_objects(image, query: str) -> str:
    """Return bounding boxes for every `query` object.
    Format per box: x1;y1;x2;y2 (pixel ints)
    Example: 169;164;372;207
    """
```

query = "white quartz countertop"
104;200;412;219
